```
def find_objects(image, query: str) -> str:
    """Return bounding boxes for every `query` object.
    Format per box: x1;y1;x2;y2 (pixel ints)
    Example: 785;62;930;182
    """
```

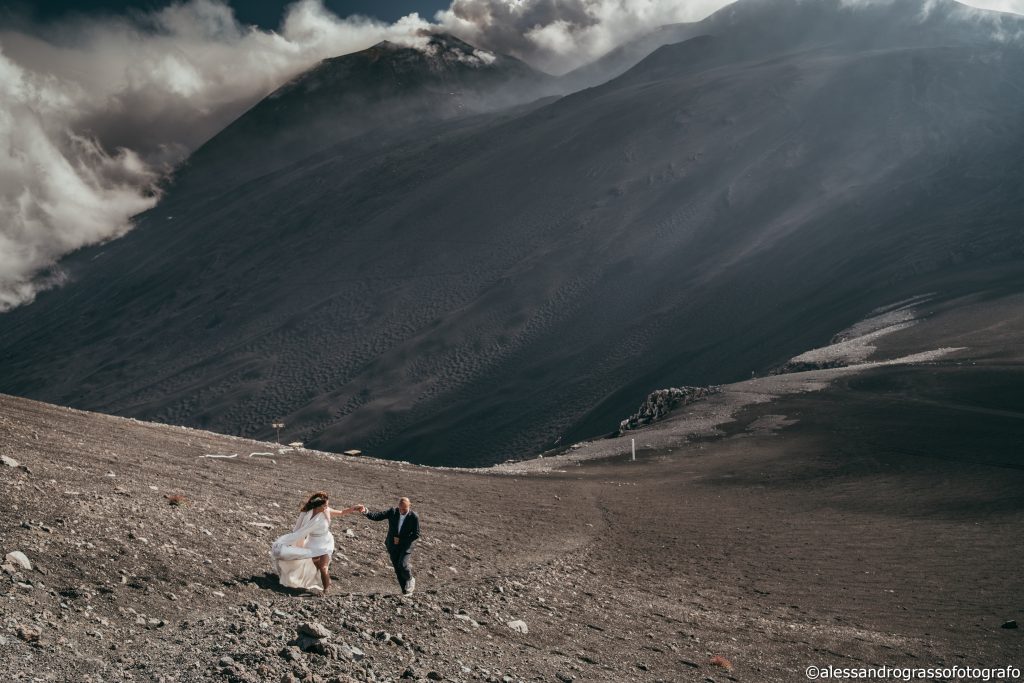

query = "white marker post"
631;437;636;461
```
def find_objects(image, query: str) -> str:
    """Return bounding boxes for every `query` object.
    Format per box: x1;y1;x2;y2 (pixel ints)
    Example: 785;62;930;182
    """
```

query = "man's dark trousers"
388;545;413;592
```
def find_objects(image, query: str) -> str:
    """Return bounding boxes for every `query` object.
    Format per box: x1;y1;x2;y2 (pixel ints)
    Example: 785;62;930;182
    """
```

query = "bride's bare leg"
313;555;330;593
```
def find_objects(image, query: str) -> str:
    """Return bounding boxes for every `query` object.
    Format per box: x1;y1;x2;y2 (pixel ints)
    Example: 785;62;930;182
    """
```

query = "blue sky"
3;1;452;27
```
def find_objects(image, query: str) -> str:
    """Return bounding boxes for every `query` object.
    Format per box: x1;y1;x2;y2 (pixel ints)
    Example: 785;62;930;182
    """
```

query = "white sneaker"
404;577;416;595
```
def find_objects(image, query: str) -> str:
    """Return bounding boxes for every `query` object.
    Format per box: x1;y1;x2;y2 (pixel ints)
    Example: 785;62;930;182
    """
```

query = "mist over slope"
1;0;1023;466
567;0;1024;87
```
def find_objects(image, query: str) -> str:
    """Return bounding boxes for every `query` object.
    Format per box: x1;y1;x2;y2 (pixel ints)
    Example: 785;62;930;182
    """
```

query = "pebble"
0;455;21;468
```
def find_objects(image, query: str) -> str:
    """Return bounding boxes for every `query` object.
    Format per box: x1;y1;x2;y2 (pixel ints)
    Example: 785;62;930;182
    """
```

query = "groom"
364;497;420;595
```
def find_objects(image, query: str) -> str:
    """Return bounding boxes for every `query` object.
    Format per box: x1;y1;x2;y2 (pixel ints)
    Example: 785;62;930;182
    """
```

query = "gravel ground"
1;293;1022;682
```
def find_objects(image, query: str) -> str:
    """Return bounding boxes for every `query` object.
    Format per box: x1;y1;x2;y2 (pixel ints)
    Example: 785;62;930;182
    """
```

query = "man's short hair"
399;497;411;505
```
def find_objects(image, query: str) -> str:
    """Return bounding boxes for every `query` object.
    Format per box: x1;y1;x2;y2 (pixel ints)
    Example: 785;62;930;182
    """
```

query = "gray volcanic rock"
4;551;32;572
298;622;332;639
506;619;528;634
618;386;720;434
1;0;1024;466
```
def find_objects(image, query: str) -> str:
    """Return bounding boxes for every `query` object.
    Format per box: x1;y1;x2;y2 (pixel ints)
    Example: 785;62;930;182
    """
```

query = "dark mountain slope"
1;0;1023;465
170;32;554;200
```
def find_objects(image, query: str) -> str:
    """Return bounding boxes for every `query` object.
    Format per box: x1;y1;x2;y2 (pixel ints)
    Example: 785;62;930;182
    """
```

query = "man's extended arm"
364;508;391;522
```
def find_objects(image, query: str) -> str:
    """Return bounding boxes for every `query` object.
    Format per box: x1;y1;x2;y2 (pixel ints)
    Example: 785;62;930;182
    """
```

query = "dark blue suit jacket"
365;507;420;552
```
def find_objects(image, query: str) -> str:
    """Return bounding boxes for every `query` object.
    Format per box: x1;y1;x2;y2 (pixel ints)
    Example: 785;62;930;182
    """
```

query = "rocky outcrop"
617;386;720;434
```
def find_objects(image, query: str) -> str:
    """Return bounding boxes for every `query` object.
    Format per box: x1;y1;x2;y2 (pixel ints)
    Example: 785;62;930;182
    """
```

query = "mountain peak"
355;32;504;72
165;31;552;200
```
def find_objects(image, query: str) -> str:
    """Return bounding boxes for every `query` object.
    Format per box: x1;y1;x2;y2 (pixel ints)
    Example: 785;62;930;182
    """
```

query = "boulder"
5;551;32;571
298;622;331;639
506;620;528;634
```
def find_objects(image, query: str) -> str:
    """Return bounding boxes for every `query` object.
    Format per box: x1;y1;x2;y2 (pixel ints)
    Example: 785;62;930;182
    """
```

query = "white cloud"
960;0;1024;13
436;0;1024;73
0;47;159;310
0;0;432;310
436;0;731;74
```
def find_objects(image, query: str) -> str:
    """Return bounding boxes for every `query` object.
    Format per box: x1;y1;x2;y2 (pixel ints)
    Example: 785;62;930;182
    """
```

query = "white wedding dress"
270;509;335;591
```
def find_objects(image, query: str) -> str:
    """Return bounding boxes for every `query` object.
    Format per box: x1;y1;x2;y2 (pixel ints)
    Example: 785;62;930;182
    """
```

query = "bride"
270;491;364;594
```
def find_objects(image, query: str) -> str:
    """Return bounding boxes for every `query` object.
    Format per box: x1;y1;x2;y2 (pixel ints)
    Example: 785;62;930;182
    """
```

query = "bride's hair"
300;491;329;512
